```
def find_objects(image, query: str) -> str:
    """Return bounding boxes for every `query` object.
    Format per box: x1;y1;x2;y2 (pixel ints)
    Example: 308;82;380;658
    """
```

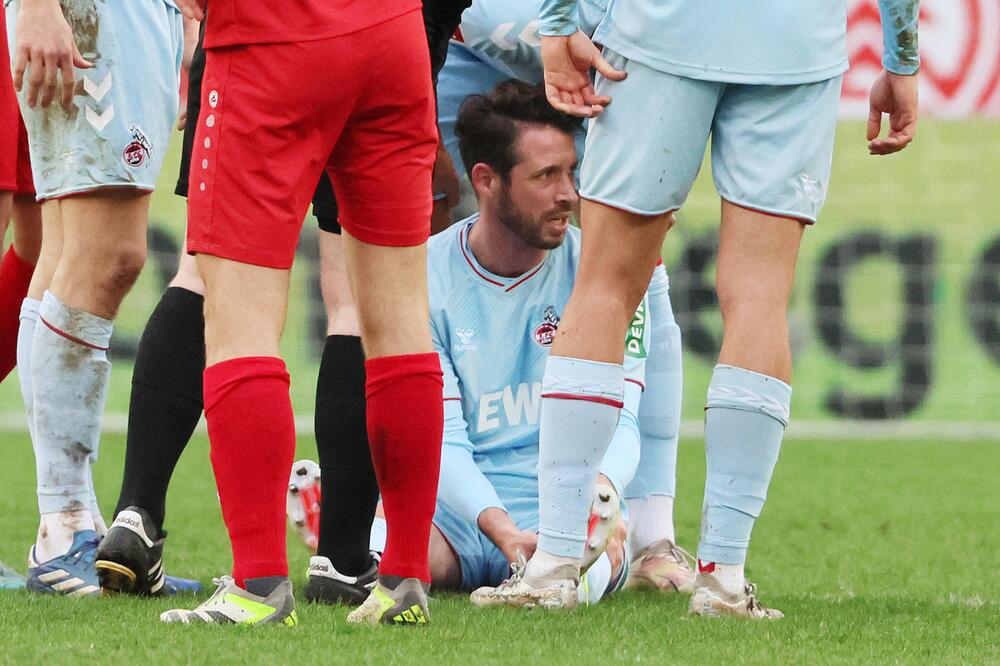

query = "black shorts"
176;25;341;234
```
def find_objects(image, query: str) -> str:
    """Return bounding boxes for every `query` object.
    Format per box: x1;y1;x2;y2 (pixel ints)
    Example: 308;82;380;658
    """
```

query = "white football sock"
626;495;675;552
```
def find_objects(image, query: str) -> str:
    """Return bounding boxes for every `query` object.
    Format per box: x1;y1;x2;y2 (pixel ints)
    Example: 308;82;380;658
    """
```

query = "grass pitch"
0;433;997;664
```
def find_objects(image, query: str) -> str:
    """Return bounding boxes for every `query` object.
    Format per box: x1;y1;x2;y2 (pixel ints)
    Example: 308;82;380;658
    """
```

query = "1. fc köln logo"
843;0;1000;117
533;306;561;348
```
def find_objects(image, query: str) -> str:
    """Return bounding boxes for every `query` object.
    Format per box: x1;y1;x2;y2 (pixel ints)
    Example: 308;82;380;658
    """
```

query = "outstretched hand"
540;32;626;118
867;70;919;155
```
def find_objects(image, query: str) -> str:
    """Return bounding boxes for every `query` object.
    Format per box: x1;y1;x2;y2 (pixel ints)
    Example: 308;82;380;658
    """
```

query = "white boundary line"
0;412;998;441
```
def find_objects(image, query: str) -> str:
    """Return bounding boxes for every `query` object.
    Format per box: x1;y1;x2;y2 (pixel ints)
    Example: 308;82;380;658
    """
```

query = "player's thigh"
13;0;182;200
11;194;42;264
196;254;290;365
430;503;482;590
428;524;463;590
555;200;672;361
711;76;842;223
579;50;720;216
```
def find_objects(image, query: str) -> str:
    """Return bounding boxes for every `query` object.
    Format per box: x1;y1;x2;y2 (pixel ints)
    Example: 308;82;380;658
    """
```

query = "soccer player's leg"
97;247;205;596
320;9;441;628
99;29;207;596
12;0;182;594
0;48;39;383
624;263;694;593
689;78;840;620
161;33;350;626
519;54;716;606
305;184;383;601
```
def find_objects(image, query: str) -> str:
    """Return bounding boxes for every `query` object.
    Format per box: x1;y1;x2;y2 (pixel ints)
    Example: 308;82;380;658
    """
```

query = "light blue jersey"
541;0;849;85
430;217;647;525
427;216;648;590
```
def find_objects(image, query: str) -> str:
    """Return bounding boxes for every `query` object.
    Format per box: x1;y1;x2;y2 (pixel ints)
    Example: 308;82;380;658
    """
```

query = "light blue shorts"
7;0;183;200
433;484;539;590
580;49;842;222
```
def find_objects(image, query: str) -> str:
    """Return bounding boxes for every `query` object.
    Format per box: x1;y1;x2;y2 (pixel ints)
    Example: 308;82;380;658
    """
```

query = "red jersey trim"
625;378;646;391
40;317;109;351
541;392;624;409
459;225;505;287
505;261;546;292
459;224;547;292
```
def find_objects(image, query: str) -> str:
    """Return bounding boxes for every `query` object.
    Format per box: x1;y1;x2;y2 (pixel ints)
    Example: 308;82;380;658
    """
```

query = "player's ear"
470;162;500;198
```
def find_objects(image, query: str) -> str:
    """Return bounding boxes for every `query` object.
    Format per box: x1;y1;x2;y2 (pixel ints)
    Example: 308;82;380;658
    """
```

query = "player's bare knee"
98;244;147;300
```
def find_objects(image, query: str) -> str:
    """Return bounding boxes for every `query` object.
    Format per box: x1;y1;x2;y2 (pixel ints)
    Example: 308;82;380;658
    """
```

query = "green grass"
1;433;998;664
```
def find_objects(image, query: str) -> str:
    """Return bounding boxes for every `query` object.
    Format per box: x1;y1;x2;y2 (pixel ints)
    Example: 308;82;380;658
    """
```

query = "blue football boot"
26;529;101;596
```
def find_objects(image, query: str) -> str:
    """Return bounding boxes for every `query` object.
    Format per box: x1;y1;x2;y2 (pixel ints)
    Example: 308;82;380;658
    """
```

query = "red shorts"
186;9;437;269
0;16;34;197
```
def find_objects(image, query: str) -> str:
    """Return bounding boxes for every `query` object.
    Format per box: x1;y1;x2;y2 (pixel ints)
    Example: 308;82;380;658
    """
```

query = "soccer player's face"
498;126;578;250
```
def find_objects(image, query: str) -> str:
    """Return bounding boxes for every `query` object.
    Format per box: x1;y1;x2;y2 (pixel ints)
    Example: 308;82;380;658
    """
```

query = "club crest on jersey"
533;306;561;348
122;125;152;168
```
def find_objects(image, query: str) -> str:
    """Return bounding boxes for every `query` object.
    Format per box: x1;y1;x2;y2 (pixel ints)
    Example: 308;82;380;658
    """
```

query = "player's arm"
12;0;91;110
539;0;625;118
868;0;920;155
599;295;650;495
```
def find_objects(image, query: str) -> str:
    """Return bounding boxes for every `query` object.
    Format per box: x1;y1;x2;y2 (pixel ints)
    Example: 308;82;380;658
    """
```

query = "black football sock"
114;287;206;537
315;335;379;576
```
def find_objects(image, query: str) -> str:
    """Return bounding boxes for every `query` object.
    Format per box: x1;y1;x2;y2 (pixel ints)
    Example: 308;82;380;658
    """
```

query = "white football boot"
470;553;579;610
689;574;784;620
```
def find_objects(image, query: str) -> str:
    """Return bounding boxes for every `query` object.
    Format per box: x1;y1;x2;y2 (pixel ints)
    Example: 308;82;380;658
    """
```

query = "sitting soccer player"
313;80;691;608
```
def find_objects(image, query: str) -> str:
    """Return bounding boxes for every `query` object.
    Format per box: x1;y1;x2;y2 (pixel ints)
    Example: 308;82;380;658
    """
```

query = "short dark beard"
496;185;564;251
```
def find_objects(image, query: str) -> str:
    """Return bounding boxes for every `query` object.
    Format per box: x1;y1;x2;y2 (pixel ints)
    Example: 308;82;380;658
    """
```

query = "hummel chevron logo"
83;73;112;102
519;20;540;47
490;20;540;50
86;105;114;132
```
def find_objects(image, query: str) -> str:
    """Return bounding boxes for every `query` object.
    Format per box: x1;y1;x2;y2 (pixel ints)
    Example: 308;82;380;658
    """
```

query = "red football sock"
204;356;295;587
0;246;34;381
365;353;443;582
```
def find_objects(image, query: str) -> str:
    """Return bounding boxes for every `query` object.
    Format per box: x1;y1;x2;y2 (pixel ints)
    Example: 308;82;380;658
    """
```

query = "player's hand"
867;70;919;156
540;32;625;118
175;0;206;21
176;107;187;131
12;0;92;110
497;530;539;565
479;508;539;564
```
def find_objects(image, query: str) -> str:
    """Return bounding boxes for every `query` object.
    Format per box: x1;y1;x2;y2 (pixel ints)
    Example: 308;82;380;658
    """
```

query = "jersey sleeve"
432;317;508;522
877;0;920;75
539;0;579;36
599;293;651;495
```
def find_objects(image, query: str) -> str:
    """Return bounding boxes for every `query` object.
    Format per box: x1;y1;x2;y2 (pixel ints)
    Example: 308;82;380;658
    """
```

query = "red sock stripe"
38;316;109;351
540;392;624;409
